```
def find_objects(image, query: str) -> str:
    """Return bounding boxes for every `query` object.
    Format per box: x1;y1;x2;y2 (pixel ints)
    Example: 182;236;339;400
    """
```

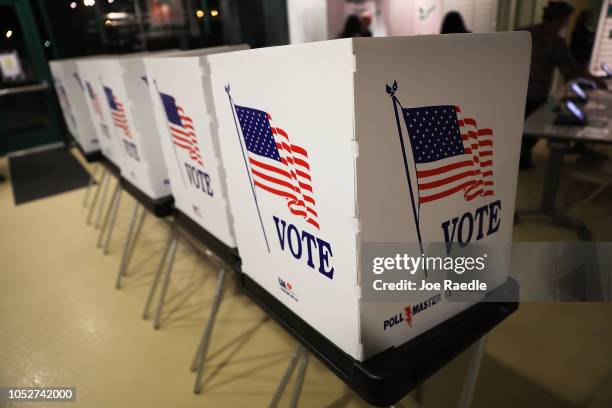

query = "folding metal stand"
112;177;174;290
86;167;107;226
516;140;592;240
85;158;120;228
457;335;488;408
268;321;489;408
269;345;310;408
239;272;518;407
96;178;123;254
76;144;103;210
115;202;146;289
140;210;240;394
143;223;179;328
191;267;227;394
142;225;177;321
83;164;101;208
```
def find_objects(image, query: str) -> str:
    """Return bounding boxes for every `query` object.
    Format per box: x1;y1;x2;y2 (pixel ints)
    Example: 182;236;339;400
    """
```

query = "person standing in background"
338;15;367;38
360;11;373;37
570;10;595;67
519;2;606;169
440;11;470;34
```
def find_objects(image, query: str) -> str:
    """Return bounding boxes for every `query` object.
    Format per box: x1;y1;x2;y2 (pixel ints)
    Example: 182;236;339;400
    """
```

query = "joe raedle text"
372;279;488;292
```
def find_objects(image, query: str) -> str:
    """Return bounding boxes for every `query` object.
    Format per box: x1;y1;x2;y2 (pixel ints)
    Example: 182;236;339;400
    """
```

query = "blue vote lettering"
184;163;213;197
273;216;334;280
441;200;501;254
122;140;140;161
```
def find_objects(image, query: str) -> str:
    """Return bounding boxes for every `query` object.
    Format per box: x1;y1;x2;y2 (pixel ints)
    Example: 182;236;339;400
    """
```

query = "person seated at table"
519;1;607;170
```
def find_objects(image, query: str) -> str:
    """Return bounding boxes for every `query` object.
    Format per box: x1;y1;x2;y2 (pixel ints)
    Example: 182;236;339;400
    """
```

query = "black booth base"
119;177;173;217
173;209;241;269
101;158;121;178
240;274;519;407
75;143;103;163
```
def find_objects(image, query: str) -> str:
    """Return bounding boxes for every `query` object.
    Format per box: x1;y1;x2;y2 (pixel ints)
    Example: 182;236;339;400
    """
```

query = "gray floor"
0;143;611;407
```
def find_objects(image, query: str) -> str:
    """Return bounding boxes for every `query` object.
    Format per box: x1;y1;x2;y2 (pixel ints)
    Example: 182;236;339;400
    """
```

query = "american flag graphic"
402;105;494;204
235;105;319;230
159;92;203;167
73;72;83;90
103;86;131;138
85;82;103;120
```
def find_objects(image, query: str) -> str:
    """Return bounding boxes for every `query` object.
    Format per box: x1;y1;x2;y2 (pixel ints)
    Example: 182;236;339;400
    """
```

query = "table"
518;90;612;240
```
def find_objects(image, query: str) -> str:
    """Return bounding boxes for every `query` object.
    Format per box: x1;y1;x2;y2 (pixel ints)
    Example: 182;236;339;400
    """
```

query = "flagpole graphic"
386;81;427;277
154;80;187;188
225;84;271;253
387;80;496;279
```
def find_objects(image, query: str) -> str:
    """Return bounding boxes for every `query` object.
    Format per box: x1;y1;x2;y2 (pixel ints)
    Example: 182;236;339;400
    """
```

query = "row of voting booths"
49;32;529;406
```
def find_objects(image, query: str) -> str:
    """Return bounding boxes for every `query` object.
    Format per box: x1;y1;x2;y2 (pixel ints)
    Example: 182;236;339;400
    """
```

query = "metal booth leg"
115;203;143;289
153;234;180;329
97;180;120;249
102;185;122;255
289;349;310;408
95;172;111;229
86;169;107;226
192;268;228;394
269;345;307;408
142;227;176;320
516;141;591;240
457;334;488;408
126;207;147;269
83;164;100;207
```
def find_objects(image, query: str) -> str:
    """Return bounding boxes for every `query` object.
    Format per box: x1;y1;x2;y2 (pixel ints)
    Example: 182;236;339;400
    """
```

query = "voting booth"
78;58;124;167
50;58;99;155
209;34;531;361
92;55;172;198
145;46;247;248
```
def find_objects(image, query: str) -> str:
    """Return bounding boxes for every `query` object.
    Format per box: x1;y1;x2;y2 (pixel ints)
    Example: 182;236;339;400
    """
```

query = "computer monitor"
565;100;585;122
570;82;588;102
601;62;612;77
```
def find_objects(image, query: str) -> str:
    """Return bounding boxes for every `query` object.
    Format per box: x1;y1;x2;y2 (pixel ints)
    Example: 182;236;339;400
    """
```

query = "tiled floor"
0;143;611;408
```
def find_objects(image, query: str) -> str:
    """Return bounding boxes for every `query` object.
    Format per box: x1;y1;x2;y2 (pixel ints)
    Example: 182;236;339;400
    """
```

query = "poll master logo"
383;294;442;331
157;87;213;198
278;278;298;302
386;80;501;259
225;85;335;281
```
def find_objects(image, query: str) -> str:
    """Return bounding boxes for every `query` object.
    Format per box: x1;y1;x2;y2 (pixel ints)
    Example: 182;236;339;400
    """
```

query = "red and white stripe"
110;99;132;139
455;106;494;200
91;97;103;120
169;106;203;167
247;113;319;230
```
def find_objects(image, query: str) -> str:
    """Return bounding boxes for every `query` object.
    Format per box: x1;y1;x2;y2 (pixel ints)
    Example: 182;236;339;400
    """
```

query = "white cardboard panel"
353;33;530;357
144;46;247;248
209;40;361;359
120;57;170;198
209;34;530;361
50;62;78;139
50;59;99;153
77;59;124;166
